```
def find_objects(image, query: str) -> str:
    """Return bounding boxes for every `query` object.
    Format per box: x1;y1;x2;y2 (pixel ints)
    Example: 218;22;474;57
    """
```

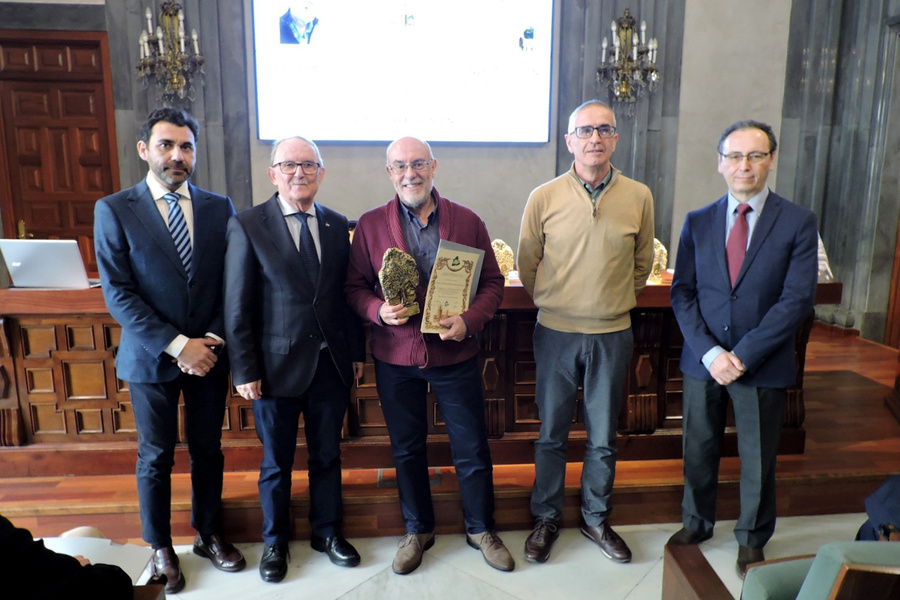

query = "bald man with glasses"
517;99;655;566
345;136;513;575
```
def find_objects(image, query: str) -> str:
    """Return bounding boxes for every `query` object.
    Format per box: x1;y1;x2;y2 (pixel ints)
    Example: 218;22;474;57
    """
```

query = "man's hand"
236;380;263;400
438;315;468;342
708;351;746;386
352;361;364;380
380;302;409;326
175;338;221;376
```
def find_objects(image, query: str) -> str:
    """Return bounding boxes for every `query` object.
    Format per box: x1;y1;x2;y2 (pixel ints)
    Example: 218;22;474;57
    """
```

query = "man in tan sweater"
517;99;655;565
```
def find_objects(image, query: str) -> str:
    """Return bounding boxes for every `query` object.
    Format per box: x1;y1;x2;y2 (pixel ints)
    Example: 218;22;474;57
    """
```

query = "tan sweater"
517;165;655;334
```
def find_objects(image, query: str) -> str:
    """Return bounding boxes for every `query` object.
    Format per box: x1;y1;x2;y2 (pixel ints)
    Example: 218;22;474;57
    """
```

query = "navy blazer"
223;195;364;397
670;191;818;387
94;180;235;384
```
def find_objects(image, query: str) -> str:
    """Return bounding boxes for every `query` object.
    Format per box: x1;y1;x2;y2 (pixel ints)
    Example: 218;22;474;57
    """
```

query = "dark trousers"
530;323;633;526
681;374;786;548
129;367;228;548
374;355;495;535
253;349;349;545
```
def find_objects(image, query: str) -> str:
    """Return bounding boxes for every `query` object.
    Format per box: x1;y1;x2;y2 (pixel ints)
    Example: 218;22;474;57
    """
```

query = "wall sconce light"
136;1;204;103
597;8;659;112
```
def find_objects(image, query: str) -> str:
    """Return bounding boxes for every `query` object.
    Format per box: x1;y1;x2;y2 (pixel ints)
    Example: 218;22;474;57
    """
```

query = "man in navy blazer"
668;120;819;578
223;136;364;583
94;108;245;593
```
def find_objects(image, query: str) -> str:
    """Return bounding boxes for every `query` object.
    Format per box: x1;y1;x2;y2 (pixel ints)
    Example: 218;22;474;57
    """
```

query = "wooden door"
0;31;119;274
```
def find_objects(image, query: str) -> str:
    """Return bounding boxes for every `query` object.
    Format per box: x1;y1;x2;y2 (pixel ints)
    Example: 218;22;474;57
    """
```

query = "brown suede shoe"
581;522;632;563
151;546;185;594
524;520;559;563
193;533;247;572
467;530;515;571
392;531;434;575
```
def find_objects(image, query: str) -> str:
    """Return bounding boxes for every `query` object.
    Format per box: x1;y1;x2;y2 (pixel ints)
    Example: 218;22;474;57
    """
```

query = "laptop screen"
0;239;95;289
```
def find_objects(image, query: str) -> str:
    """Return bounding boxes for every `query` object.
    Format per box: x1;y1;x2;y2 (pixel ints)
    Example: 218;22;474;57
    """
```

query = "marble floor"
137;512;867;599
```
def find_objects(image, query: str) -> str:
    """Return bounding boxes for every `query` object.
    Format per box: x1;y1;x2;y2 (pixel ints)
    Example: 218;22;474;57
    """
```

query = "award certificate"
420;240;484;334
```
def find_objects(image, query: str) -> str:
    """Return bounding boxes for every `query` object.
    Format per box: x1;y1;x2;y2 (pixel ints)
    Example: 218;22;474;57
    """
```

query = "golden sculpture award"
379;247;420;316
491;239;515;284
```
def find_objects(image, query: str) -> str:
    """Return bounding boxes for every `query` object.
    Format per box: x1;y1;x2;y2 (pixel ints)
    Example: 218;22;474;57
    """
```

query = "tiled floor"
137;512;867;599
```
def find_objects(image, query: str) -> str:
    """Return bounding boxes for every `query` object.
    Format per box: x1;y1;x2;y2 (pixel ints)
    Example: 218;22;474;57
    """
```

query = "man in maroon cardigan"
345;136;513;575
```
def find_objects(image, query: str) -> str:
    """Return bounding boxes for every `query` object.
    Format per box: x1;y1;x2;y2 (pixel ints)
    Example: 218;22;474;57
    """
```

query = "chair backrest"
829;562;900;600
797;541;900;600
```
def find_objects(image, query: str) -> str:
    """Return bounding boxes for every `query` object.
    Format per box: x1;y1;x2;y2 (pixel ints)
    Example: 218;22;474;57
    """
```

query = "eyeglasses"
719;152;772;165
570;125;617;139
388;160;433;173
272;160;321;175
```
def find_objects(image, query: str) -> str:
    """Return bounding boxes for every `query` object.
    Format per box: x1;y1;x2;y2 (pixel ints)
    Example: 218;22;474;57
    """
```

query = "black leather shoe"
193;533;247;572
259;543;289;583
581;522;632;563
667;527;713;546
151;546;185;594
736;545;765;578
311;534;361;567
524;519;559;563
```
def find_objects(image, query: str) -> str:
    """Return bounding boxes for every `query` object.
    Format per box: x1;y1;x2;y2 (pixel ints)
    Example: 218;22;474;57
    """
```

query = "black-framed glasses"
388;159;433;173
719;152;771;165
570;125;616;139
273;160;321;175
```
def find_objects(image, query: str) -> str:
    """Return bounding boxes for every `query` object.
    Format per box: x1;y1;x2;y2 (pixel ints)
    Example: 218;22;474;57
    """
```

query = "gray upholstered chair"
663;541;900;600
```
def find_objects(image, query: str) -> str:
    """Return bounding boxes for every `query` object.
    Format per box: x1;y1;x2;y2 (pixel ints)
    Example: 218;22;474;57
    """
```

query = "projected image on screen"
252;0;554;143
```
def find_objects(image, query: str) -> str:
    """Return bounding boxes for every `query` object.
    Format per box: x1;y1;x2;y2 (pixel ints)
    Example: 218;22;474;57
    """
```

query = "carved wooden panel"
0;40;103;79
0;32;117;276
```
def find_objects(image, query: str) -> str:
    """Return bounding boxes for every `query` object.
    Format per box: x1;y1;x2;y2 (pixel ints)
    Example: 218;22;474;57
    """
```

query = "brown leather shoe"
736;545;765;579
193;533;247;572
581;522;632;563
151;546;185;594
667;527;713;546
524;520;559;563
392;531;435;575
467;530;515;571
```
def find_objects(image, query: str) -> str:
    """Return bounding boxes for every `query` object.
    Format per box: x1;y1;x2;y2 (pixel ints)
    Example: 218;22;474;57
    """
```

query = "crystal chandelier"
136;1;204;102
597;8;659;109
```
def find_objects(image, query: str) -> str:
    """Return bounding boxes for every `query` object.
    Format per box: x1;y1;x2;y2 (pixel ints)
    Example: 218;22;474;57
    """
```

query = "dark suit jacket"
670;191;819;388
94;180;235;384
223;195;364;397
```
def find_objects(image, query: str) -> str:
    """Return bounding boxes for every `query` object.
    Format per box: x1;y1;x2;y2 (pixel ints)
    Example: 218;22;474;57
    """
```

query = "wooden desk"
0;283;843;469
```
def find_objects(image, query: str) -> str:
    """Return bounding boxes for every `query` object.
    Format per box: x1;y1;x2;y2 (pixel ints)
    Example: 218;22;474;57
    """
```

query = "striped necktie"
164;192;192;273
293;212;319;285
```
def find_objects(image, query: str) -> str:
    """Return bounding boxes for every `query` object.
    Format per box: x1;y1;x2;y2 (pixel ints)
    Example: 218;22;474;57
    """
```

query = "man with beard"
517;100;654;565
345;136;514;575
94;108;245;594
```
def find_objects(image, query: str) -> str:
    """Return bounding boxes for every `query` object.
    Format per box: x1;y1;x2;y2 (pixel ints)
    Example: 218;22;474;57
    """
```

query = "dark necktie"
726;203;752;287
293;212;320;284
164;193;192;273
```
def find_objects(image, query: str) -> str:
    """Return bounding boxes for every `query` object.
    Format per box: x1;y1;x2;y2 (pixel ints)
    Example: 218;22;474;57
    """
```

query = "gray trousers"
680;374;786;548
530;323;633;526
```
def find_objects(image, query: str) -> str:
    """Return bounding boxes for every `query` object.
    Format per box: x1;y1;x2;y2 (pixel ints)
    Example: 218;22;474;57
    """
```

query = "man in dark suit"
223;136;364;583
668;120;819;578
94;108;245;594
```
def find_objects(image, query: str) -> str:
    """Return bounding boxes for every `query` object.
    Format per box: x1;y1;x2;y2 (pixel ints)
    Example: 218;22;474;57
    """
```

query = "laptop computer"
0;239;100;289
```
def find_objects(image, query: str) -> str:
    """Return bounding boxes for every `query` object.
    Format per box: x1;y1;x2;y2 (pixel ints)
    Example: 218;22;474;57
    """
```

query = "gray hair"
270;136;324;166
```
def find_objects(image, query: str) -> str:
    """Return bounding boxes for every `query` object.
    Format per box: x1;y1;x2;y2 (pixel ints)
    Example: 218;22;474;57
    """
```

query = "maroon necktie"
726;203;752;287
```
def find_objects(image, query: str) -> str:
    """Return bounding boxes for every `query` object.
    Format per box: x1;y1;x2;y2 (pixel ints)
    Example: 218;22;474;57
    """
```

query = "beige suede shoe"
467;530;516;571
392;531;435;575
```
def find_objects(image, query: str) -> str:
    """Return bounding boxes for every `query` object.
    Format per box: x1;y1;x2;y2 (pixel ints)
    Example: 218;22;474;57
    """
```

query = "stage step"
1;460;888;546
